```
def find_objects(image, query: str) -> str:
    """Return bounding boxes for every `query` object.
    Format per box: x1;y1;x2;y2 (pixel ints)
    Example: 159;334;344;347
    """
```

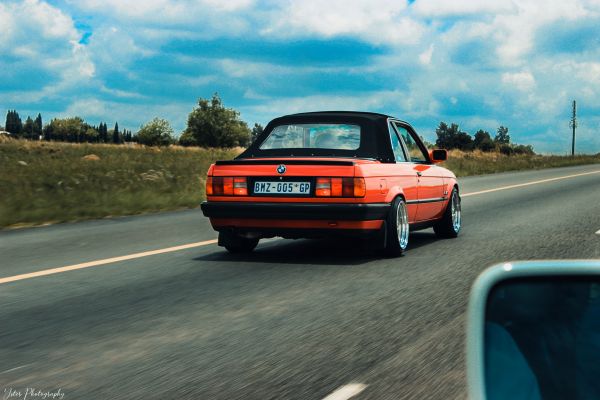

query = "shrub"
136;118;175;146
180;93;251;147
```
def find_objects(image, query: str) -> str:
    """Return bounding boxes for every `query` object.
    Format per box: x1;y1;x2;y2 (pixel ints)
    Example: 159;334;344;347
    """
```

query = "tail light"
206;176;214;196
233;177;248;196
315;177;366;198
207;176;248;196
315;178;331;196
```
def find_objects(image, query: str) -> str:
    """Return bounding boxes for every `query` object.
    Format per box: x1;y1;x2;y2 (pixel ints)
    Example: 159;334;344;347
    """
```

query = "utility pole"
569;100;577;156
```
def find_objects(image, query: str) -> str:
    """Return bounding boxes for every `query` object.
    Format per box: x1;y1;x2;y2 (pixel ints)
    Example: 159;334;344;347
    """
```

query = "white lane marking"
0;364;31;375
322;383;368;400
0;239;217;285
462;170;600;197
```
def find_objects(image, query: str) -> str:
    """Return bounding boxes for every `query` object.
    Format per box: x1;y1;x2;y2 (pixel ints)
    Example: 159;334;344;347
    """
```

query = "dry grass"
0;140;239;228
442;149;600;177
1;141;599;228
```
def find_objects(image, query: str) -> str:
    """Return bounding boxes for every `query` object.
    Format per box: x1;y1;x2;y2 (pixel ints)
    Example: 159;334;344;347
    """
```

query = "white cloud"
1;0;95;101
418;44;434;65
27;0;78;39
0;4;15;46
413;0;516;16
86;26;153;73
261;0;423;45
68;0;255;34
501;71;536;91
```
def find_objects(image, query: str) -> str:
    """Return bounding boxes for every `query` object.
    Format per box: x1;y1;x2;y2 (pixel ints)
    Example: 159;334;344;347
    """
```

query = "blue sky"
1;0;599;153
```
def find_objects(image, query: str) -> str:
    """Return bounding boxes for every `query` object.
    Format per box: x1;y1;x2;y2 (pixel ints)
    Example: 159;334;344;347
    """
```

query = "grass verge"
1;141;598;228
442;150;600;177
0;140;239;228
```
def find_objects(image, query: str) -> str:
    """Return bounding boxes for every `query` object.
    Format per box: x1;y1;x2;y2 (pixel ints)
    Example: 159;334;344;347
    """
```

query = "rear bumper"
200;201;390;221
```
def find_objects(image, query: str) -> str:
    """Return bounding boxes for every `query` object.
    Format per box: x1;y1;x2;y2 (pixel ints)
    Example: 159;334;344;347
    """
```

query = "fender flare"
384;186;406;204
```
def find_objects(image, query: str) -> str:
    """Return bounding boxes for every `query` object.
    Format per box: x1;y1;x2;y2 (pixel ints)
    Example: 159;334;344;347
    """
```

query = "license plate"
253;181;311;195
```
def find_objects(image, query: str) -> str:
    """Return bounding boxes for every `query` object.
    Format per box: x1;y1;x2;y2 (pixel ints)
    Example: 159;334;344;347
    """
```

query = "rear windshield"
259;124;361;150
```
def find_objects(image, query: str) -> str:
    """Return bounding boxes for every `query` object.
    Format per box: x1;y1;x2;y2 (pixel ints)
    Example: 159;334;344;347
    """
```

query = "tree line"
435;122;534;155
3;95;533;154
2;94;263;147
4;111;133;144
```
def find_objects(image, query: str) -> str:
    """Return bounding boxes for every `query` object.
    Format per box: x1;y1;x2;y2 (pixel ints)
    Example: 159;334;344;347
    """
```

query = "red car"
201;111;461;256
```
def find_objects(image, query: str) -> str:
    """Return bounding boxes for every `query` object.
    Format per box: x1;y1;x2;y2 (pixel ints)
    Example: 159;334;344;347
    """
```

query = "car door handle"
416;171;422;177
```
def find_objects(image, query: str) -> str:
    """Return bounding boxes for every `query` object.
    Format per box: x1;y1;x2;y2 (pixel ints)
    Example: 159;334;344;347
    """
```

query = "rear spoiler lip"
215;159;357;166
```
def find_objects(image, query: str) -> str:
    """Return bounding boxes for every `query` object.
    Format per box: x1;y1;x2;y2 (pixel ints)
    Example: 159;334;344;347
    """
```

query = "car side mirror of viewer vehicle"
467;260;600;400
430;149;447;163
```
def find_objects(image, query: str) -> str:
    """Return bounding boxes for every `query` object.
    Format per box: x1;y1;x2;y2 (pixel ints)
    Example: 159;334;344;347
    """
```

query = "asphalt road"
1;164;599;400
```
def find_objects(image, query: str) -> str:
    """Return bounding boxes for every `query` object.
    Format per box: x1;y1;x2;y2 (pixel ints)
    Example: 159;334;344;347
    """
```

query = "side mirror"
467;261;600;400
429;149;447;163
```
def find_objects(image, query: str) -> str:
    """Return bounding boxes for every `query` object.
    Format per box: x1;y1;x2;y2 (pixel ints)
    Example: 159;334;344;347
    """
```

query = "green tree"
473;129;495;152
251;123;264;143
113;122;120;144
435;122;473;151
47;117;87;142
85;127;99;142
43;120;54;141
180;93;251;147
98;122;108;143
33;113;42;138
23;116;34;139
5;110;23;136
494;126;510;144
136;118;174;146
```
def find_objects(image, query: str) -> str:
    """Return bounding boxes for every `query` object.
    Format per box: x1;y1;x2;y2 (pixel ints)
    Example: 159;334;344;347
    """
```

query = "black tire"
384;196;409;257
219;231;259;253
433;188;461;238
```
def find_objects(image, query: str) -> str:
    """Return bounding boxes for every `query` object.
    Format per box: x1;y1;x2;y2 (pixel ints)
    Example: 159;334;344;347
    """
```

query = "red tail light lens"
222;177;234;195
342;177;355;197
316;177;366;197
331;178;343;197
207;177;248;196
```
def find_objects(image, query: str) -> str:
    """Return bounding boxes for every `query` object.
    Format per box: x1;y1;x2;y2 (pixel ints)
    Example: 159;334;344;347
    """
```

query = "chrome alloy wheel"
396;200;409;249
451;191;461;233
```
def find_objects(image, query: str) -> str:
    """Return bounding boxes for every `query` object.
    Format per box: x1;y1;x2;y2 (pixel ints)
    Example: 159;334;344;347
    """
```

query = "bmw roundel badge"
277;164;286;174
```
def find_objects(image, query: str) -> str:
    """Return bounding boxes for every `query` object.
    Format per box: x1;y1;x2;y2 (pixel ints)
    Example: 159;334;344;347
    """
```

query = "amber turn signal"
315;177;331;197
206;176;213;196
233;177;248;196
353;177;366;197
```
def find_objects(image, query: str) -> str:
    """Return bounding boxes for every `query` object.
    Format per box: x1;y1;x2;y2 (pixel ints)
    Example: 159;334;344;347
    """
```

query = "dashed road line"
462;169;600;197
322;383;368;400
0;364;31;375
0;239;217;285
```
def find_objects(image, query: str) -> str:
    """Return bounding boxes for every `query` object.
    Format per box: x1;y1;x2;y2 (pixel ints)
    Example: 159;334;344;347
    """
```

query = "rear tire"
219;231;259;253
433;188;461;238
384;196;409;257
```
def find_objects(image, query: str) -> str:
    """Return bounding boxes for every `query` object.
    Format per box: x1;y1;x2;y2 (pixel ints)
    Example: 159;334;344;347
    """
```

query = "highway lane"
1;164;599;399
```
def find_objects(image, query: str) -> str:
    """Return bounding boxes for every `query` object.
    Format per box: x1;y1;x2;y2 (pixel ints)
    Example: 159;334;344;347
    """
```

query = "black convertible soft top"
237;111;398;163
